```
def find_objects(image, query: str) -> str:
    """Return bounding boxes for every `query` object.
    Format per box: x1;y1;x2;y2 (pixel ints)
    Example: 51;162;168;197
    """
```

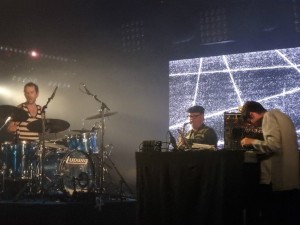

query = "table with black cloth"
136;150;259;225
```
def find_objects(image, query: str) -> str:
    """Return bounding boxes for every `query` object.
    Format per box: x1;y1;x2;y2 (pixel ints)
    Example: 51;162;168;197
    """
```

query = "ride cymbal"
85;112;117;120
27;118;70;133
0;105;29;122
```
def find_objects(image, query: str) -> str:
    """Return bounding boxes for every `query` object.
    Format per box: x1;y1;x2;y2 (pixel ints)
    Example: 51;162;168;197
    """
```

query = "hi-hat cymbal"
27;119;70;133
85;112;117;120
0;105;29;122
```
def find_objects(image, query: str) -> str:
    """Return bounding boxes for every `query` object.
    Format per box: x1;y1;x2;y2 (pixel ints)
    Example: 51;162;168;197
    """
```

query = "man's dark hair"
24;82;39;93
241;101;267;121
187;105;205;114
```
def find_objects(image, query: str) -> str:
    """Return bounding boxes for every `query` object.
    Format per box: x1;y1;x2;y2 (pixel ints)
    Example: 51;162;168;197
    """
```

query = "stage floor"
0;174;136;225
0;197;137;225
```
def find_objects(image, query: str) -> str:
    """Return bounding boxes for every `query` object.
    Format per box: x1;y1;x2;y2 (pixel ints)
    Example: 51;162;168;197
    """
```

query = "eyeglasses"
188;114;202;118
242;112;252;123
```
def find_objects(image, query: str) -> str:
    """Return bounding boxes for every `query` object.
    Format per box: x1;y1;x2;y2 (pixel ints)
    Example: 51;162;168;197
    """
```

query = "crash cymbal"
85;112;117;120
27;118;70;133
0;105;29;122
48;138;68;147
71;128;92;133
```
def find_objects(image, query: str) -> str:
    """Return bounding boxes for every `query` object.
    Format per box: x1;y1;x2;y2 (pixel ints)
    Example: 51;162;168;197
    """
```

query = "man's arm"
241;112;281;154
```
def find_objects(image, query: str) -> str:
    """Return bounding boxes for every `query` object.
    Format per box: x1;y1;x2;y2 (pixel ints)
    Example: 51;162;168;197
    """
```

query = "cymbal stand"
88;104;109;195
98;107;107;195
39;86;58;199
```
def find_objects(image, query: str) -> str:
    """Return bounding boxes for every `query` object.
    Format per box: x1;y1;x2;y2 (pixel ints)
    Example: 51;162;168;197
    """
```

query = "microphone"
183;122;191;126
168;130;178;150
50;86;58;99
80;82;110;110
81;83;92;95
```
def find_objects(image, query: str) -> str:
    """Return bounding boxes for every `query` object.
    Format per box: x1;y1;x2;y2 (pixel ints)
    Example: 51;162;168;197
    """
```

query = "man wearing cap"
178;105;218;149
240;101;299;225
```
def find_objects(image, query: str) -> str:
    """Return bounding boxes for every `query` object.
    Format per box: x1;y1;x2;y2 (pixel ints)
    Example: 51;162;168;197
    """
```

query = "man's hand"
240;137;255;147
7;121;19;133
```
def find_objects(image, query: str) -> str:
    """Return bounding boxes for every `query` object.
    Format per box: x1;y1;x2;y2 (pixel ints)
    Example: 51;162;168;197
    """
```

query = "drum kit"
0;104;125;201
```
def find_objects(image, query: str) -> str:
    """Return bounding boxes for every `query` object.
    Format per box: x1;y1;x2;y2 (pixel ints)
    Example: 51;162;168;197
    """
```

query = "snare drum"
0;141;39;179
42;149;95;196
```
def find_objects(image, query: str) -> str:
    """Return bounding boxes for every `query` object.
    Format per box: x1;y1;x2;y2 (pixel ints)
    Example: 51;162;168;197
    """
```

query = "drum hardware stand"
71;177;78;199
13;158;42;201
106;155;133;200
11;146;39;201
13;176;38;201
0;163;6;197
0;117;12;197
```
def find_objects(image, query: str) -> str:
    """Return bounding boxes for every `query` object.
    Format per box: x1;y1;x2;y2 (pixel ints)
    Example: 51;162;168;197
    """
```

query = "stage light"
198;7;230;45
121;20;145;53
11;75;38;84
0;87;12;97
30;50;39;58
1;44;77;62
48;81;71;89
293;0;300;32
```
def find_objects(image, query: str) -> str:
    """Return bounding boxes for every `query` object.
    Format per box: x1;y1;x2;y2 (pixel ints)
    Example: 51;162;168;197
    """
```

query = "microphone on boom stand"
80;83;93;96
168;130;178;151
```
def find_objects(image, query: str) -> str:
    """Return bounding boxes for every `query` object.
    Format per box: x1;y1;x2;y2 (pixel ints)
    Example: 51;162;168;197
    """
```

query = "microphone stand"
0;116;11;131
39;86;58;199
80;83;109;209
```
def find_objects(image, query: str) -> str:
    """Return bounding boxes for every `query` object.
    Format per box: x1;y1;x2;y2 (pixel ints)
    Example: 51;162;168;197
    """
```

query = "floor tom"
0;141;39;179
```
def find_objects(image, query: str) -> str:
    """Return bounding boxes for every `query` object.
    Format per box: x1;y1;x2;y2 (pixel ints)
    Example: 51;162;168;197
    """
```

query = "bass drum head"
59;150;95;196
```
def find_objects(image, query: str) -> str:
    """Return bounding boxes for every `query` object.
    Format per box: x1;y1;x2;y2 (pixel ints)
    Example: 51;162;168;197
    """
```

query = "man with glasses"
240;101;299;225
178;105;218;149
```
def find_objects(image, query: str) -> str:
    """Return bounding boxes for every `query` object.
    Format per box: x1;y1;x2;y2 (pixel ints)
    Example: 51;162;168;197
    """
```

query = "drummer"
7;82;42;142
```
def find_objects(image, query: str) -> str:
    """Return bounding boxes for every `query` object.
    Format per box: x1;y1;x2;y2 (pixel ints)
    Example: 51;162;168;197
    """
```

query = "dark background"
1;0;300;194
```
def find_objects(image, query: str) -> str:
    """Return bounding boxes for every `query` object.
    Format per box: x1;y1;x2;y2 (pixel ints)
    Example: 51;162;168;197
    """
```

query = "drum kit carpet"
0;104;131;201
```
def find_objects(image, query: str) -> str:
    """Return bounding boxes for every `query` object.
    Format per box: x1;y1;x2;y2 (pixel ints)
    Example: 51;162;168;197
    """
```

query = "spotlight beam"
170;64;300;77
258;87;300;102
193;58;203;106
222;55;244;106
275;50;300;74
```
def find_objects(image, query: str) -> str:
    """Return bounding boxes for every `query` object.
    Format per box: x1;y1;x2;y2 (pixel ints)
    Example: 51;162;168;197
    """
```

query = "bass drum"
43;149;95;196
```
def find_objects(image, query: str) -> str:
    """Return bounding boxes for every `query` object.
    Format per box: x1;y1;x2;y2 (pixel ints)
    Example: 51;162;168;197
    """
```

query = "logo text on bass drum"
66;156;88;165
